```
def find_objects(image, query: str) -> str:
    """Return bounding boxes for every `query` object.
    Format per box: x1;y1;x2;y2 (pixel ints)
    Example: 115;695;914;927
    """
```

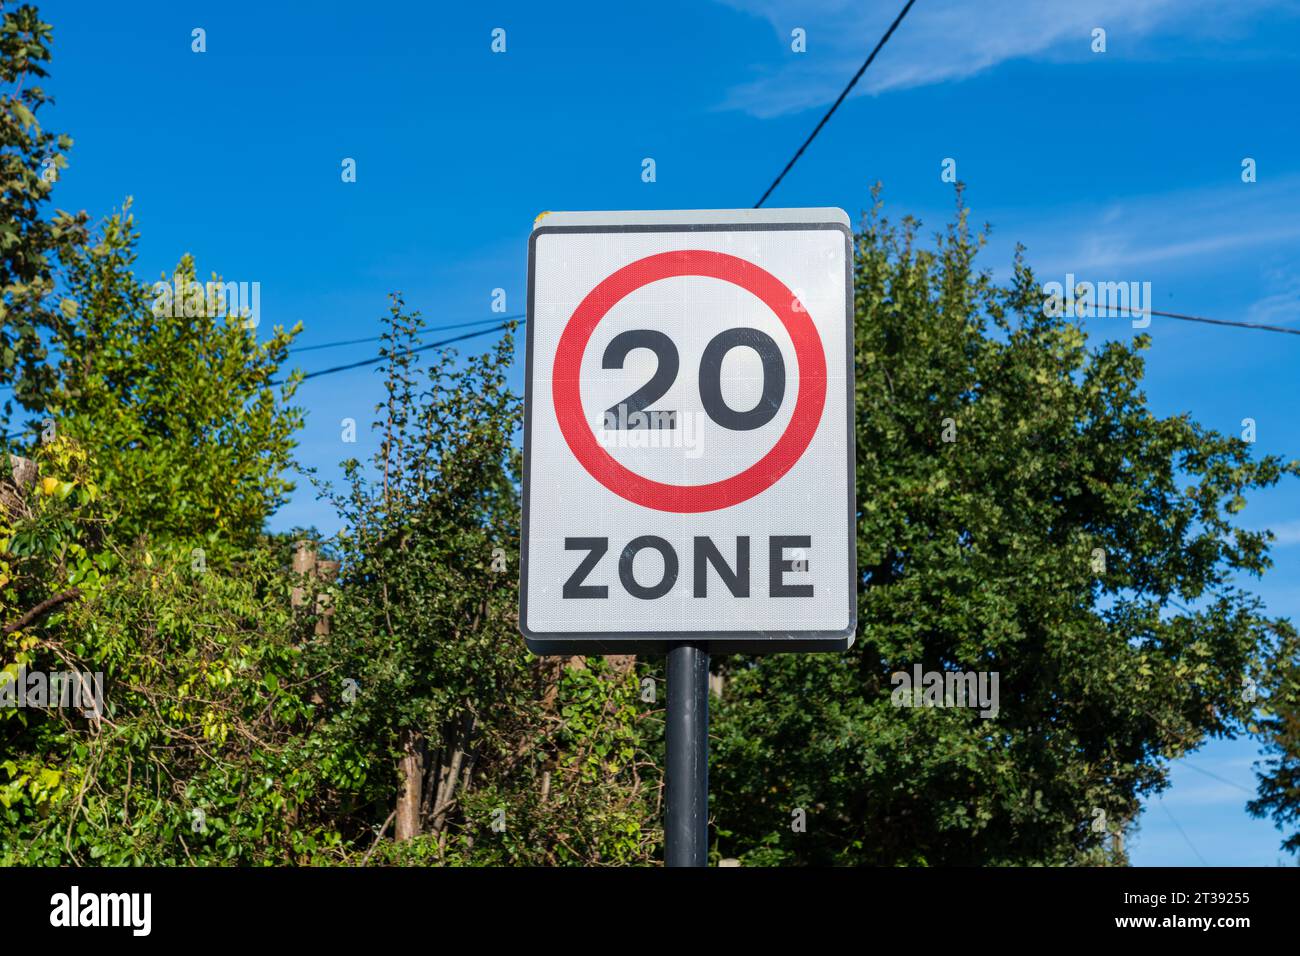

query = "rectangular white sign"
521;208;855;653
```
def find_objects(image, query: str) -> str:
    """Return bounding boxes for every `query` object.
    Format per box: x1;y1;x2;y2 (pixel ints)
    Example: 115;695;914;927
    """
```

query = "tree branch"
4;587;82;634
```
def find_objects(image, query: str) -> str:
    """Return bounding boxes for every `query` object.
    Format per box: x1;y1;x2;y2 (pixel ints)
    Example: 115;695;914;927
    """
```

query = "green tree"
305;297;660;865
0;1;661;867
1;435;102;831
2;196;315;863
0;212;318;860
38;205;303;553
1;451;326;865
710;188;1298;866
0;1;87;417
1248;627;1300;857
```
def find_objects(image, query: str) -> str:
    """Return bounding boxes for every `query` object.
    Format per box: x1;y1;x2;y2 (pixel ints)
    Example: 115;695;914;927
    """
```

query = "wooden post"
2;455;38;519
314;559;339;636
7;455;37;490
291;540;316;609
395;728;424;842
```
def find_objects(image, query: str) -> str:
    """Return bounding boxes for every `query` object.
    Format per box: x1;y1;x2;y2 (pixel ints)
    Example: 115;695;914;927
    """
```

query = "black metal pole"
665;641;709;867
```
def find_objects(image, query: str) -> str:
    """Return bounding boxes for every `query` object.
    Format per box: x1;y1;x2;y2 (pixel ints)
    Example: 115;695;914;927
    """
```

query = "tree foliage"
0;214;316;862
41;207;303;553
303;297;660;865
1249;626;1300;855
0;1;88;415
710;189;1299;865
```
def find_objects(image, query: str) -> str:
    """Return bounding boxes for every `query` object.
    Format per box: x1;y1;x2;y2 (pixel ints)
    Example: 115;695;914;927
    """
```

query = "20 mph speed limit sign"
520;208;855;653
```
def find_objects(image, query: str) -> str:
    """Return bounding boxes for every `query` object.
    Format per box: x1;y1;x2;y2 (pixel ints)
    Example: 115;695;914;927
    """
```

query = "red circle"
552;249;827;513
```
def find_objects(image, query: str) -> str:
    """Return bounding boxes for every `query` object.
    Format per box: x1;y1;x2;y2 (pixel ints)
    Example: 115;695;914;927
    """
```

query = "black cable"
1080;301;1300;336
277;319;522;385
289;314;524;353
0;314;527;396
754;0;918;208
1;320;524;439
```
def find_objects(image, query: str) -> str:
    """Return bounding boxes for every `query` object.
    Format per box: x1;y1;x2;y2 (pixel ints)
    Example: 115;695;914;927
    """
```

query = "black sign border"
520;220;856;655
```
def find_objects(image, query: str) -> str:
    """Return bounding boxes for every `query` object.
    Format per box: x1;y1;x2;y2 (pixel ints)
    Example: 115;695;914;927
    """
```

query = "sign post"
520;208;855;865
665;642;710;866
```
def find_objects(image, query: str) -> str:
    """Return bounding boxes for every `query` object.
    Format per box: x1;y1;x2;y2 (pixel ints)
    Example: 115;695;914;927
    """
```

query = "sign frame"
520;210;857;655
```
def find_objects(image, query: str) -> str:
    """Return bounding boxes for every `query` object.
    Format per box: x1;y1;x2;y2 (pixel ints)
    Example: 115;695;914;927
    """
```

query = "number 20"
602;328;785;432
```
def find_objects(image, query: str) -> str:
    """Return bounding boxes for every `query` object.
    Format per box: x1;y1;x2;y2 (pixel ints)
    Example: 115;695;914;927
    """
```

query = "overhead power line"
0;314;528;394
754;0;917;208
1080;301;1300;337
1;319;525;440
1159;799;1210;866
744;0;1297;336
290;314;525;354
279;318;523;385
1179;759;1256;796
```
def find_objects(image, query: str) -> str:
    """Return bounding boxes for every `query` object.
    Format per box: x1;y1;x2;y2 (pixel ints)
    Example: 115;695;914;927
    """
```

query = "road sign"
521;208;856;654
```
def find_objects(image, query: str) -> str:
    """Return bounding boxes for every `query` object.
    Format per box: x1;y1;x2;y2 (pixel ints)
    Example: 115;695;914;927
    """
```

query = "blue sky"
39;0;1300;865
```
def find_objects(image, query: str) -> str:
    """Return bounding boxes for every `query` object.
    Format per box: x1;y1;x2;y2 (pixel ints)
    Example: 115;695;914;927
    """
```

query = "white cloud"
1259;519;1300;545
1246;283;1300;326
716;0;1292;117
984;174;1300;282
